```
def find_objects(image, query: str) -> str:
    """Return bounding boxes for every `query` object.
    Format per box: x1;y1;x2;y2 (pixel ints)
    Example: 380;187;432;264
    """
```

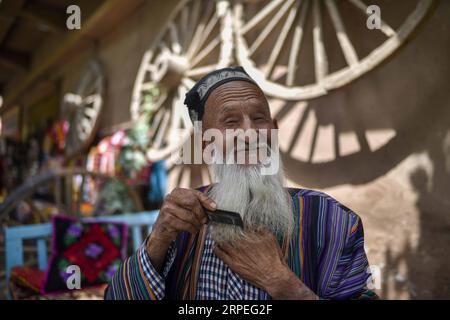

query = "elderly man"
105;67;377;300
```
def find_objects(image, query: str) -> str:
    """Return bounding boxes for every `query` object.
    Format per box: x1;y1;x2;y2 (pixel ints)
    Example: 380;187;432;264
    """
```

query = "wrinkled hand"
151;187;216;245
213;228;317;300
147;188;216;273
213;229;284;289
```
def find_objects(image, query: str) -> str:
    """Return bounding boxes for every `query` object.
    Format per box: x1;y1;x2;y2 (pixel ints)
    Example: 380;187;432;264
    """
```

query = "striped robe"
105;187;378;300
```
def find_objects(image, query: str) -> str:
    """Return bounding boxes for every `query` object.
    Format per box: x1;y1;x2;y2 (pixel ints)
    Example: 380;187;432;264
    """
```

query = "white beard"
207;160;294;244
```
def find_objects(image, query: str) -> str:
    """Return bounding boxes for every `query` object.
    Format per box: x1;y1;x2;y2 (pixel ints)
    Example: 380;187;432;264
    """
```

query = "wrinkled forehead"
205;80;266;108
206;80;265;104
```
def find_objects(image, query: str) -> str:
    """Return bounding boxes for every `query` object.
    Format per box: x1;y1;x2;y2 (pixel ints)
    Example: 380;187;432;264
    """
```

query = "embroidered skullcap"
183;66;259;122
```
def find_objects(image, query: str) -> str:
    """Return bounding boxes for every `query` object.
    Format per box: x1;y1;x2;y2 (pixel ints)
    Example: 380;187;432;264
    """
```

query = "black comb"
205;209;244;228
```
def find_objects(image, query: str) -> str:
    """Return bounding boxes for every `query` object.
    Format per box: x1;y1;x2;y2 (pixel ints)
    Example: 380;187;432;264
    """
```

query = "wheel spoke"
155;113;172;149
151;90;169;112
153;110;171;149
325;0;359;67
80;117;93;134
186;0;214;58
76;124;87;141
84;93;100;105
186;64;217;78
286;0;310;86
217;1;233;68
346;0;395;37
249;0;295;57
186;0;202;47
169;22;182;54
266;2;299;78
241;0;283;35
150;108;165;136
189;35;220;68
158;41;170;53
189;13;219;59
139;89;168;122
182;77;196;89
180;6;189;50
84;105;98;119
75;122;83;137
168;86;190;146
313;0;328;82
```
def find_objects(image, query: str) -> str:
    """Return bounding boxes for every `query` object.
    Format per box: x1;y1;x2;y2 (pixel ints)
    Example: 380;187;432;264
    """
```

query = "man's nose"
241;116;256;131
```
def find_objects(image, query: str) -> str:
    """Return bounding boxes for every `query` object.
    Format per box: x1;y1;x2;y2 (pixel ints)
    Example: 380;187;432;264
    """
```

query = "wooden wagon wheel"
130;0;233;164
63;60;105;161
234;0;436;100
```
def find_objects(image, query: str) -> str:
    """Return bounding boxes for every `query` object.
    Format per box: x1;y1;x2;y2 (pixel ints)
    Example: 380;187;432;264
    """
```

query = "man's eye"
224;119;238;125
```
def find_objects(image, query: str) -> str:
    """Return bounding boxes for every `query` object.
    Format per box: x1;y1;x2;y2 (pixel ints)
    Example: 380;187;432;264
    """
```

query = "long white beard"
207;161;294;244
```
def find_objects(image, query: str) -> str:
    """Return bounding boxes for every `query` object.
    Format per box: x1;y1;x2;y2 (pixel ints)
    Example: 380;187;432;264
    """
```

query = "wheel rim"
63;60;104;159
130;0;233;164
234;0;436;100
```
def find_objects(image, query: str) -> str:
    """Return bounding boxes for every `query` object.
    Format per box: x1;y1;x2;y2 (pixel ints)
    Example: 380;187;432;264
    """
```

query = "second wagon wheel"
130;0;233;164
63;60;105;161
234;0;436;100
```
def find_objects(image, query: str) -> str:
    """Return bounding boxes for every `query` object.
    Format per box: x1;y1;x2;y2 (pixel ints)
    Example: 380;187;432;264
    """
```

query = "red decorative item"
41;215;128;295
63;224;121;283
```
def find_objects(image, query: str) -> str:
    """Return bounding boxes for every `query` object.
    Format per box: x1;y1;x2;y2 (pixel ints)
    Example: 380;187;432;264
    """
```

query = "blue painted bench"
3;211;159;284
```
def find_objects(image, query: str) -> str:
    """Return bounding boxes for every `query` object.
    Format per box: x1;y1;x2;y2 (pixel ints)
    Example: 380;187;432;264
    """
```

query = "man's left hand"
213;228;318;300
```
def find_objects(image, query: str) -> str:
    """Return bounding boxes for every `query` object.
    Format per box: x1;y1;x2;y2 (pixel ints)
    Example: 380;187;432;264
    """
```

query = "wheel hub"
151;50;188;89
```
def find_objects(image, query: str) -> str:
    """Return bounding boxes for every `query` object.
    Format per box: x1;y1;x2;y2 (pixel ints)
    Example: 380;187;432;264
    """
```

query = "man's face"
202;81;277;164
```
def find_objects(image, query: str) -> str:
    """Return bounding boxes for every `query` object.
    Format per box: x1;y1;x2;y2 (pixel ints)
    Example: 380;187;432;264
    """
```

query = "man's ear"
273;118;279;129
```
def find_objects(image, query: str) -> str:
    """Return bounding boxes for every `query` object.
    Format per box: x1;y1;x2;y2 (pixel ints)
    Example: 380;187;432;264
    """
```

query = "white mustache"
231;142;270;153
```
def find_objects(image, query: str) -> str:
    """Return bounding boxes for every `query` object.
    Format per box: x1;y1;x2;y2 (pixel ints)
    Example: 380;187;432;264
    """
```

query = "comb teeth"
205;209;244;228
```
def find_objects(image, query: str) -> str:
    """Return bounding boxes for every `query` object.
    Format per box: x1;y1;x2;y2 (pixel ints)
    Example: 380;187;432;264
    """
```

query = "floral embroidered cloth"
42;215;128;295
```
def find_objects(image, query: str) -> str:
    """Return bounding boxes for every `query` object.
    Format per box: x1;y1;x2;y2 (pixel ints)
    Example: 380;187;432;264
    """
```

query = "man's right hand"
146;188;216;272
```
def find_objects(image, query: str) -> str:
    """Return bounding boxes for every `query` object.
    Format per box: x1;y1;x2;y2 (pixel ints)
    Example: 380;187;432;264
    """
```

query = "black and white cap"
183;66;259;122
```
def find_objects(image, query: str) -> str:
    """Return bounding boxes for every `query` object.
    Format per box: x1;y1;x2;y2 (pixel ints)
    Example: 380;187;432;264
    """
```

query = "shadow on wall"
277;1;448;189
275;2;450;299
380;125;450;299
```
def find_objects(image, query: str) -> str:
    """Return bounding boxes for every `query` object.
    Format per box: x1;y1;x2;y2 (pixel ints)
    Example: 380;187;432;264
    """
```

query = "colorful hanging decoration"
48;120;69;154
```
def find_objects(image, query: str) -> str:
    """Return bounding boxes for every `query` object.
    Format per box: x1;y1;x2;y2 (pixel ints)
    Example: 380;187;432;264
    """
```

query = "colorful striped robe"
105;187;378;300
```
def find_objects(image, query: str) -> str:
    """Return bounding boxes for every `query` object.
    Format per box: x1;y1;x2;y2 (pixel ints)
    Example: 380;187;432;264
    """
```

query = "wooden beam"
0;0;27;43
19;2;67;33
0;0;145;115
0;47;29;70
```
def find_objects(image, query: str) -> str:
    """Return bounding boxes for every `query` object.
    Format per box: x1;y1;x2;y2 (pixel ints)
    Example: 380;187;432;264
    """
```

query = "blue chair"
4;211;159;287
